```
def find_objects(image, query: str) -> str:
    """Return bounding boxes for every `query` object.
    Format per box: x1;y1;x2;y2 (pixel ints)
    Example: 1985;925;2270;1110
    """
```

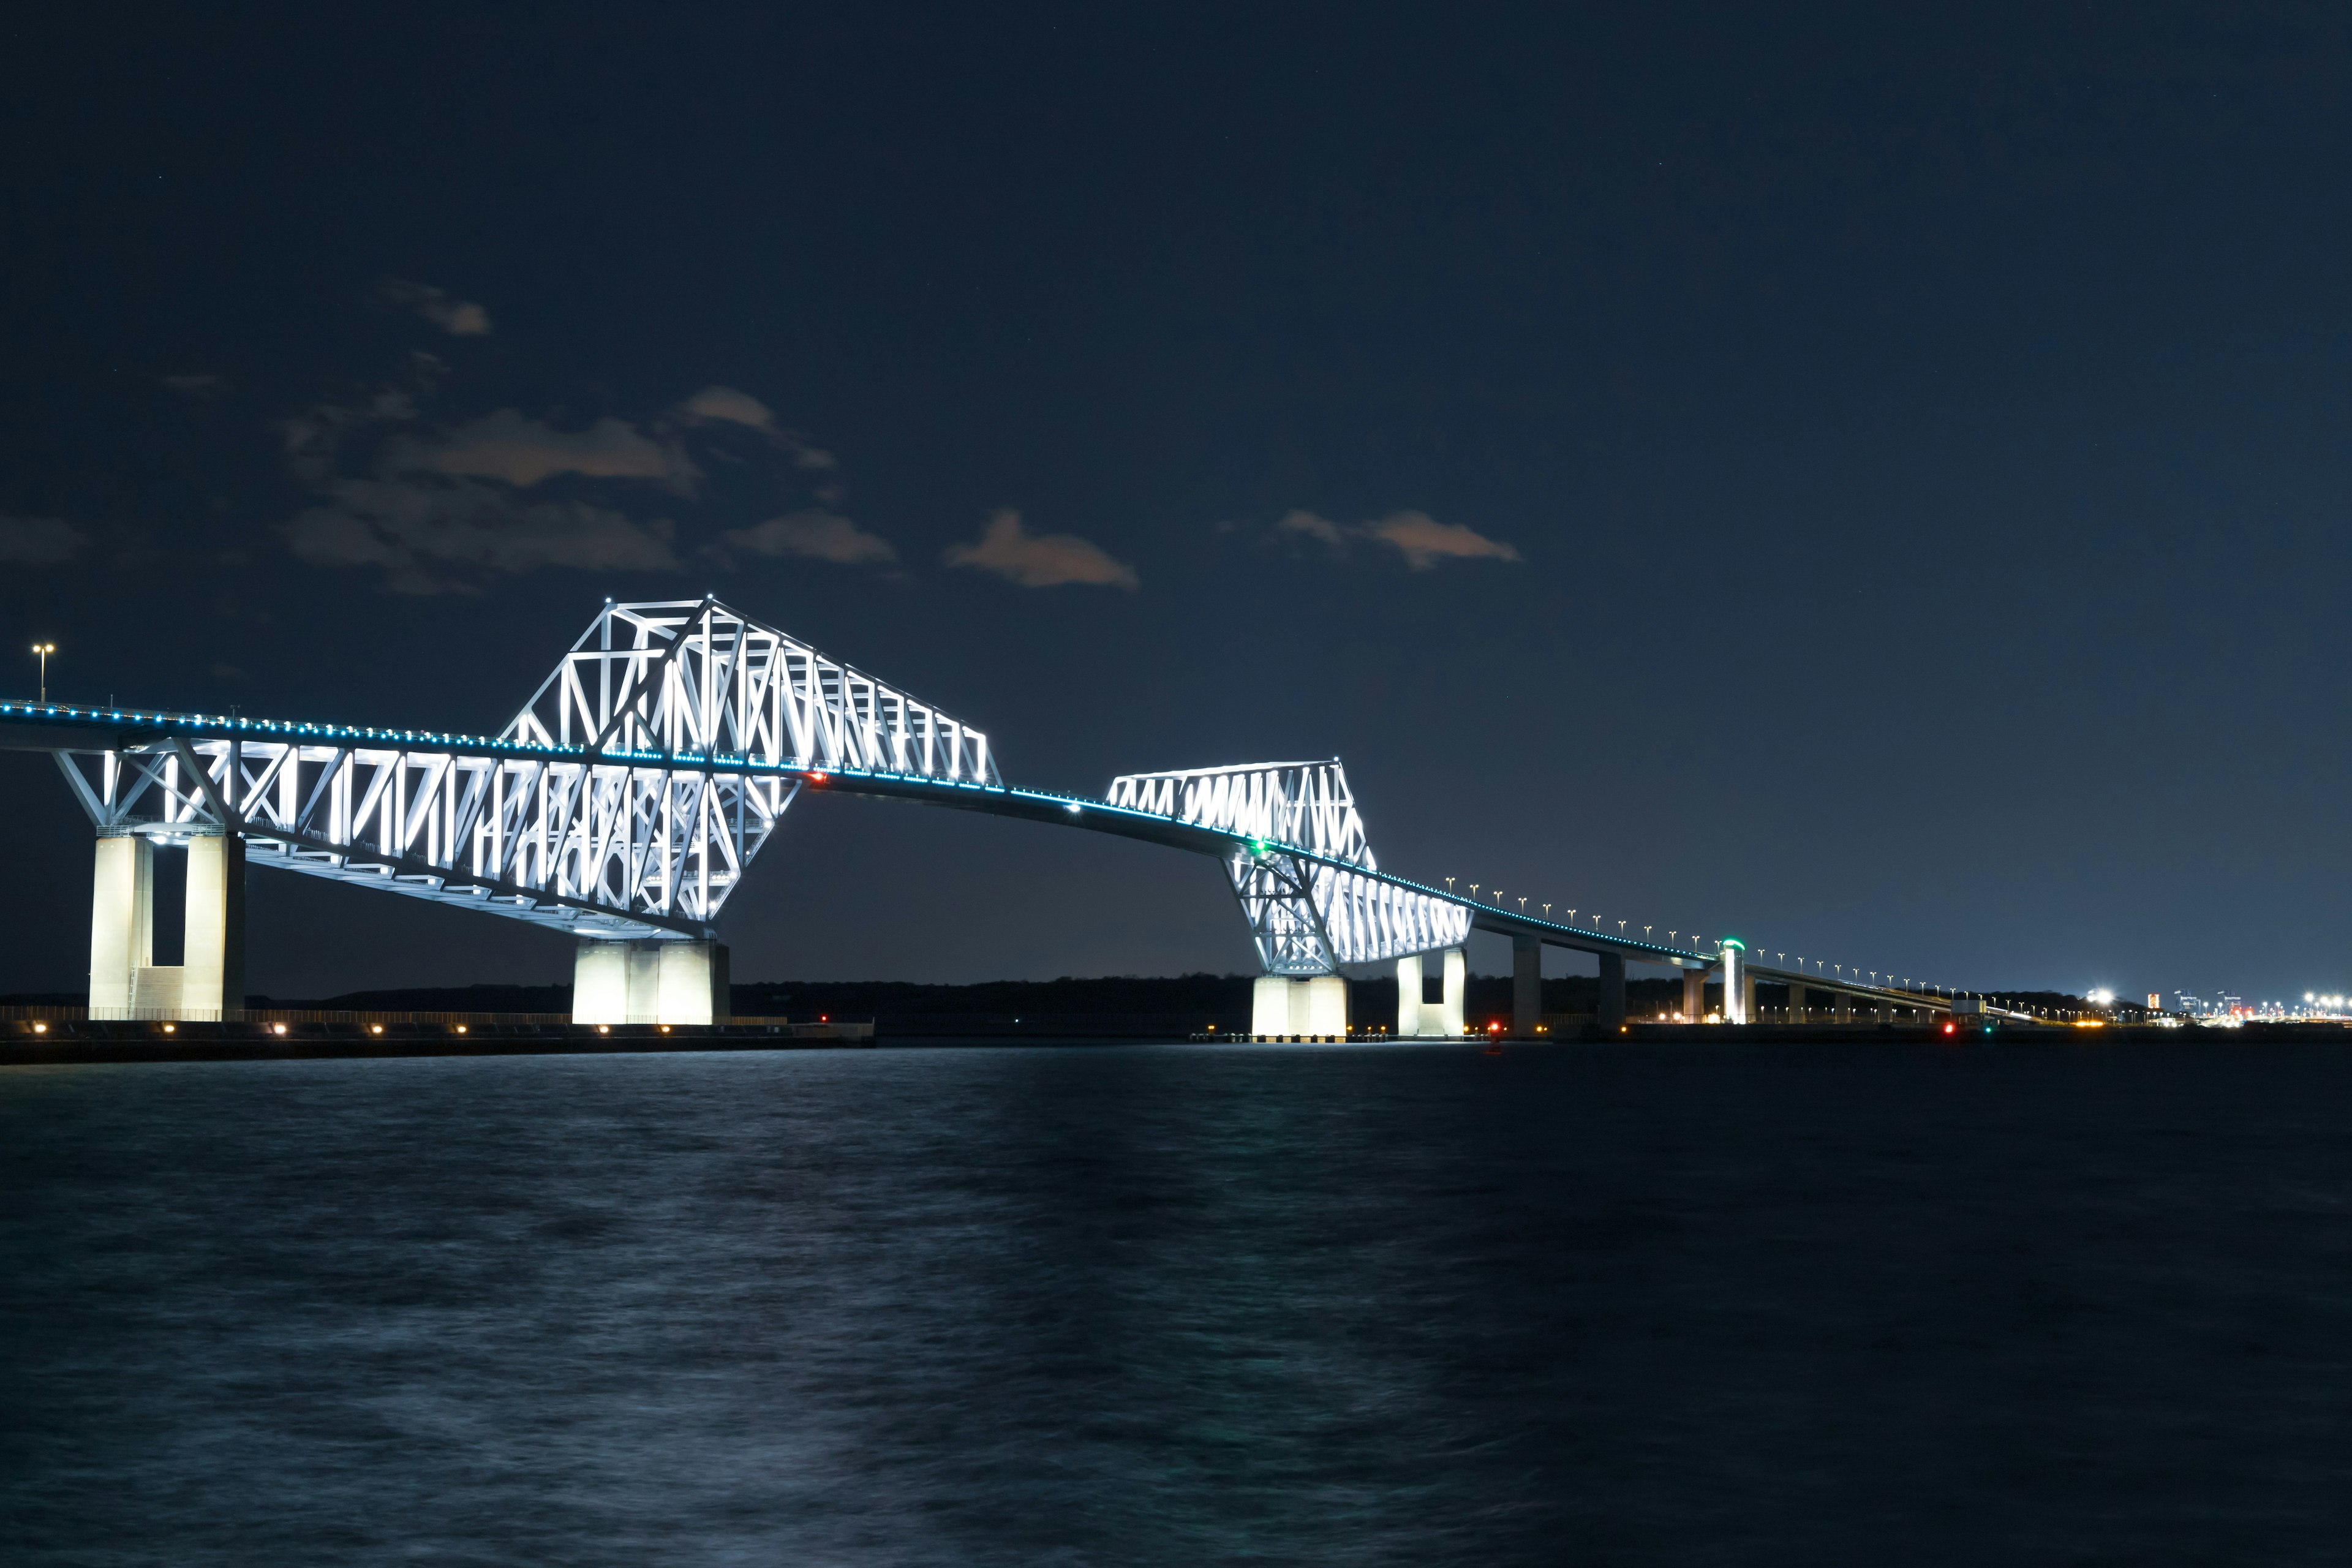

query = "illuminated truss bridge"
0;597;1958;1033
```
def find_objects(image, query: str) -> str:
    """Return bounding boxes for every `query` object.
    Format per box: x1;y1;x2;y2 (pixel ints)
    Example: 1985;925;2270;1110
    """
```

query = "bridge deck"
2;697;1949;1012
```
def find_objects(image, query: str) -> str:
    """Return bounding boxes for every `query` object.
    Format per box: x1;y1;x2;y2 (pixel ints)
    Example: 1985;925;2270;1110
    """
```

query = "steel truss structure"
1106;760;1468;974
51;598;998;941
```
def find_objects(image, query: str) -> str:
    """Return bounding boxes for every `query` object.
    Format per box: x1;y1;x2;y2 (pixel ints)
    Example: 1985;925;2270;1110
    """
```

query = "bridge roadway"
1;695;1951;1028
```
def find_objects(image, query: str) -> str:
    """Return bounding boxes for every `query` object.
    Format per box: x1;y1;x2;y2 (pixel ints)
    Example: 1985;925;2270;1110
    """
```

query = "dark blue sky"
6;4;2351;1000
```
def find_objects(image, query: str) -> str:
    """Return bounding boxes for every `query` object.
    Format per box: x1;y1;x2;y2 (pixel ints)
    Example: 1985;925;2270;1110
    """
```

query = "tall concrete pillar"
573;938;729;1025
89;830;243;1021
1740;970;1757;1026
1787;982;1808;1023
183;834;246;1022
1512;933;1542;1038
1834;991;1853;1022
1396;953;1423;1038
88;834;153;1019
1439;946;1467;1036
1681;966;1706;1022
1722;940;1748;1025
1598;951;1626;1031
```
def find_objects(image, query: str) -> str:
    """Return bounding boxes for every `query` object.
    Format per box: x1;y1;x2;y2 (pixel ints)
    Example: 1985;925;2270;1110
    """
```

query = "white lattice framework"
51;598;997;941
1106;760;1468;974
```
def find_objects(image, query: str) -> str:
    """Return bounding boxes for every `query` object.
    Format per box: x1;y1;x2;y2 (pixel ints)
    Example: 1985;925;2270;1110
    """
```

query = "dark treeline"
9;976;2123;1031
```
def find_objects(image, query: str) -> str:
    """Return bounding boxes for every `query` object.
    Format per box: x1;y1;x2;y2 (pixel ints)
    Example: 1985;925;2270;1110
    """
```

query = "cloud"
677;385;837;470
680;385;775;431
1268;507;1520;570
393;409;688;489
1275;508;1348;548
287;477;680;595
381;279;493;336
161;373;230;398
723;510;896;565
1362;510;1521;569
944;508;1139;590
0;514;91;565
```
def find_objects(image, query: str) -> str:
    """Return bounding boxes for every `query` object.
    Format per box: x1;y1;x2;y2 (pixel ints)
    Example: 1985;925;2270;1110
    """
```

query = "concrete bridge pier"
1512;933;1542;1038
1722;940;1749;1025
89;827;244;1021
1598;951;1626;1030
573;937;731;1025
1681;965;1708;1022
1395;948;1466;1037
1253;973;1348;1036
1787;982;1809;1023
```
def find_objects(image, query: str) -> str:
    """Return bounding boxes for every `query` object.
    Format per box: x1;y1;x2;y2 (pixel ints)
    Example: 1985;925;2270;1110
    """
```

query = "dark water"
4;1041;2350;1564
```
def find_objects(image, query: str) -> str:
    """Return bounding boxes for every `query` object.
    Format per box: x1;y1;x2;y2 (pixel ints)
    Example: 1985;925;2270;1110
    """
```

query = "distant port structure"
2;598;1969;1036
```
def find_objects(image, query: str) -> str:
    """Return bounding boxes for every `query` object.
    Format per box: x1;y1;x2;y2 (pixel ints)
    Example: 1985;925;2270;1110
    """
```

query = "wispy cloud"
1272;508;1520;570
723;510;896;565
380;279;494;336
392;409;691;489
1275;508;1347;548
1362;510;1520;568
944;508;1138;590
677;385;836;470
0;514;91;565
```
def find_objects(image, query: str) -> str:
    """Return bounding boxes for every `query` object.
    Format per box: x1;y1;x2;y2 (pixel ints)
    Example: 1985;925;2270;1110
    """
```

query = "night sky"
6;6;2351;1001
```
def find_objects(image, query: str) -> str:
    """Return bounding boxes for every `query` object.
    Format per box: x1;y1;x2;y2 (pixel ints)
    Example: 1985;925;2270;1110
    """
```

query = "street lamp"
31;643;54;702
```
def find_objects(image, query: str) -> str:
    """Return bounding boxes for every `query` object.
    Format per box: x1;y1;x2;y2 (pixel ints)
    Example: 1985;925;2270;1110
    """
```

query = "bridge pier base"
1681;967;1707;1022
1512;934;1542;1038
1788;982;1808;1023
1740;970;1757;1026
1253;974;1347;1038
573;938;730;1026
89;828;244;1021
1598;951;1626;1031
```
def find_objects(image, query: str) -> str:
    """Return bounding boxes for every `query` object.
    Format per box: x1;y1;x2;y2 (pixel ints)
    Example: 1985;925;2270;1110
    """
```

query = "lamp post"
31;642;54;702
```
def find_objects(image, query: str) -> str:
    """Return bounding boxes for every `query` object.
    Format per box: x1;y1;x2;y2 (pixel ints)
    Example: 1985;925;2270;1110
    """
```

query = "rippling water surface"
4;1040;2350;1564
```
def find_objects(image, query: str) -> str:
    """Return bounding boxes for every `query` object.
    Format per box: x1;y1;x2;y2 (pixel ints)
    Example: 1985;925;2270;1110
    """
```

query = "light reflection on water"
4;1041;2350;1564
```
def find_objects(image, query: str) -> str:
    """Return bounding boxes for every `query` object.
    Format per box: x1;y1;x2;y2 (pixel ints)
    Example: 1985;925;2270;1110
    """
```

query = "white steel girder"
1109;760;1467;974
50;598;995;941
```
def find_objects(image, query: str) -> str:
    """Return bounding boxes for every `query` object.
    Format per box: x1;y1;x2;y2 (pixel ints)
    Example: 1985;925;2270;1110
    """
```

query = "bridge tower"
88;826;244;1021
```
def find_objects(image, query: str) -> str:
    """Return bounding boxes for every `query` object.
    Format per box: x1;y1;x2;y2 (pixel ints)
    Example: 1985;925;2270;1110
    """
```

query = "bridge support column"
88;834;151;1019
1835;992;1853;1022
573;938;730;1026
1722;941;1748;1025
1395;954;1422;1038
1787;982;1808;1023
1439;946;1466;1036
1598;951;1626;1031
1512;934;1542;1038
1740;970;1757;1026
1252;974;1348;1038
1681;967;1706;1022
89;829;244;1021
